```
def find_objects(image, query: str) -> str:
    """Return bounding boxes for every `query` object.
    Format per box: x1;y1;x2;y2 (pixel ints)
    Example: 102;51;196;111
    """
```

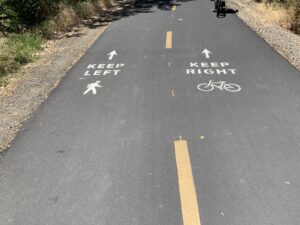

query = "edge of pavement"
0;23;110;152
1;0;299;153
228;0;300;71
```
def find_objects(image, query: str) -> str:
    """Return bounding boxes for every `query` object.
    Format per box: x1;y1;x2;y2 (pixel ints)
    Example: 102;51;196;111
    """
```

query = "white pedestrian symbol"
83;81;102;95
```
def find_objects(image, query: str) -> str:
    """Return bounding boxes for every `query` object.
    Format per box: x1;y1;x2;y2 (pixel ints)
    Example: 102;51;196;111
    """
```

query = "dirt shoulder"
228;0;300;71
0;22;109;151
1;0;299;152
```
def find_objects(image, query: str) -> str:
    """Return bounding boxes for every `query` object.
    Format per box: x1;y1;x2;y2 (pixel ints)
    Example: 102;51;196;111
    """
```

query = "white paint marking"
83;63;124;77
201;49;212;59
113;70;121;75
220;62;229;67
116;63;125;68
83;81;102;95
216;69;227;74
94;70;102;76
190;62;199;67
84;71;92;76
103;70;112;76
186;62;237;76
108;50;117;60
186;69;195;75
88;64;96;69
228;69;237;74
204;69;214;74
197;80;241;92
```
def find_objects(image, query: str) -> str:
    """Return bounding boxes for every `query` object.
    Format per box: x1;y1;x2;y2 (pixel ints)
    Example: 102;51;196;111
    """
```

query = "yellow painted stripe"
174;140;202;225
166;31;173;49
172;5;177;11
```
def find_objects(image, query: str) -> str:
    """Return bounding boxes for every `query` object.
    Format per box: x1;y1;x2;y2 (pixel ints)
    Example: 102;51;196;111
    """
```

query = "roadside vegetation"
0;0;114;86
254;0;300;34
0;33;42;84
0;0;299;86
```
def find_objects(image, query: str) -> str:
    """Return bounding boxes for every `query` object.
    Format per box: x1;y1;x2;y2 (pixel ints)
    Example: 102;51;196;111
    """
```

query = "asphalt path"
1;0;300;224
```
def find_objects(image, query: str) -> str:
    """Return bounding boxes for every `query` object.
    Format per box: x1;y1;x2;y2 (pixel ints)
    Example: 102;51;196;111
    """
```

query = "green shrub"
0;33;42;84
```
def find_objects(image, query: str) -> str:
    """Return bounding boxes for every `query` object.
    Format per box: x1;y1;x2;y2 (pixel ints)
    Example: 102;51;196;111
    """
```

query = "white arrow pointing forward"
201;49;212;59
108;50;117;60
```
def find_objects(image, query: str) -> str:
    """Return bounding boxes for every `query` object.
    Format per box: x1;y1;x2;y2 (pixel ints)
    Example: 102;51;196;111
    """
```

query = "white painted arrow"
108;50;117;60
201;49;212;59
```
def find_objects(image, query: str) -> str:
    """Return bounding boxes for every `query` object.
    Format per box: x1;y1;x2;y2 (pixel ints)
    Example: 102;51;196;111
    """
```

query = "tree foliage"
0;0;92;32
1;0;299;35
4;0;61;26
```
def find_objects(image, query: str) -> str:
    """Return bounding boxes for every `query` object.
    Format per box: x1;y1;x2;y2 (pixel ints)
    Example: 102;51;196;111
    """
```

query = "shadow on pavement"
216;7;238;18
83;0;195;28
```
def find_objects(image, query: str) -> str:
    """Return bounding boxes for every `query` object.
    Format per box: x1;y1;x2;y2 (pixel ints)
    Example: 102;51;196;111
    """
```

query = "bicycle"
197;80;241;92
214;0;226;17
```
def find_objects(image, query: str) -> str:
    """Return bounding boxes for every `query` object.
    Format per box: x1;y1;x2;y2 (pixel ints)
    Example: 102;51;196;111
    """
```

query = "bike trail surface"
1;0;300;224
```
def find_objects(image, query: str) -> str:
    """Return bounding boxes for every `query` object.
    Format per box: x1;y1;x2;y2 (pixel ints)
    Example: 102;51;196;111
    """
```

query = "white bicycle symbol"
197;80;241;92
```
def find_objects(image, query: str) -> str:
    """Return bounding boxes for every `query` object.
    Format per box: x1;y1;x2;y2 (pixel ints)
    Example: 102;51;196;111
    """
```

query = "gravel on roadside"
228;0;300;71
0;22;109;152
1;0;299;152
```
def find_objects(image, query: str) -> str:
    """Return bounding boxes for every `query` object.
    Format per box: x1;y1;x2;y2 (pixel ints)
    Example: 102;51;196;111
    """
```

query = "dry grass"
101;0;113;9
291;2;300;34
39;0;112;36
0;37;6;45
255;2;298;31
56;6;78;30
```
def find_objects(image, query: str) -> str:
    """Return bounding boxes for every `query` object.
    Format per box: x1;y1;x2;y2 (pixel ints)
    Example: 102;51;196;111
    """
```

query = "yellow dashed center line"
172;89;175;96
166;31;173;49
174;139;202;225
